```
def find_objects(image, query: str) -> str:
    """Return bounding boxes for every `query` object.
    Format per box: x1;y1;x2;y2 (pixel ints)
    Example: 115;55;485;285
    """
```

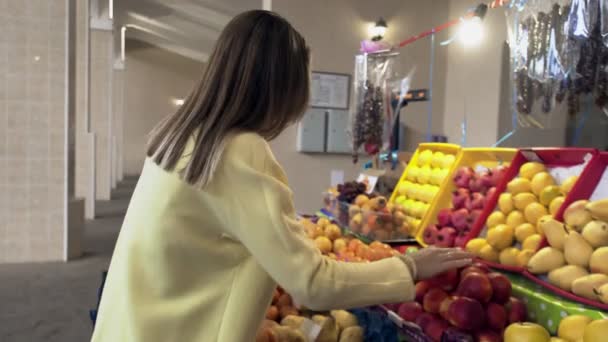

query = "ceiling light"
458;16;483;46
172;98;185;106
458;3;488;47
370;18;388;42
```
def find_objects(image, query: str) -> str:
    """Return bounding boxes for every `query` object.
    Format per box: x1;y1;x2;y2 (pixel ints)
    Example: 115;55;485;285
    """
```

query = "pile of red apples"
424;165;508;248
387;262;527;342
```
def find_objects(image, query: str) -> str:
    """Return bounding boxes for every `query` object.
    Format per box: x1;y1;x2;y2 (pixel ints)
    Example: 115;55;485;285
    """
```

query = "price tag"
590;166;608;201
357;173;379;194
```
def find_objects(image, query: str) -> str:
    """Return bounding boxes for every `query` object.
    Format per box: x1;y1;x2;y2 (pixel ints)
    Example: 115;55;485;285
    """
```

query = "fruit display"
466;161;578;268
325;180;413;241
526;198;608;306
258;287;365;342
555;316;608;342
301;216;399;262
503;322;551;342
322;181;370;223
343;194;411;241
389;262;529;341
423;164;508;248
390;145;460;236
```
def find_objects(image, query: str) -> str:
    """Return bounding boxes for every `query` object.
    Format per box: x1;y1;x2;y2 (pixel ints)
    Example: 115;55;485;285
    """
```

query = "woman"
91;10;471;342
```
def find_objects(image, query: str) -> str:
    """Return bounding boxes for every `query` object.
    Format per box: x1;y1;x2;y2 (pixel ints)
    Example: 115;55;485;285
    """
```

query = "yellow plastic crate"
389;143;462;238
414;147;518;246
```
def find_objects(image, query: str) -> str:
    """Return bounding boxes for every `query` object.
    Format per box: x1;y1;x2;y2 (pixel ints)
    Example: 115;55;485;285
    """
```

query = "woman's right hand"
407;247;473;280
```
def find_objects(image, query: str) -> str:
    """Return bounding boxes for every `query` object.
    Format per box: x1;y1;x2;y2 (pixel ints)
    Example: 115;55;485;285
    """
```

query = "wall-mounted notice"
310;72;350;110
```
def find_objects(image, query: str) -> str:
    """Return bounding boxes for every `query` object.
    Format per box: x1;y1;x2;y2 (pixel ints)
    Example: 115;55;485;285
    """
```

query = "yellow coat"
91;132;414;342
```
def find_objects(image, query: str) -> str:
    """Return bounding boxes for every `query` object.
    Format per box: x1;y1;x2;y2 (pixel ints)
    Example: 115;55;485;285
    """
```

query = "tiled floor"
0;177;136;342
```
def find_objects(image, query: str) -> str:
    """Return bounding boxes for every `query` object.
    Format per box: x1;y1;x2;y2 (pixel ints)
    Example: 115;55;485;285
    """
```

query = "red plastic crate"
474;148;598;273
523;151;608;311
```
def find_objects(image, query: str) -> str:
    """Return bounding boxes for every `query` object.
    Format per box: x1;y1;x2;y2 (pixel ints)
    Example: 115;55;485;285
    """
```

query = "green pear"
527;247;565;274
547;265;589;291
572;274;608;300
539;217;567;250
582;220;608;248
563;230;593;268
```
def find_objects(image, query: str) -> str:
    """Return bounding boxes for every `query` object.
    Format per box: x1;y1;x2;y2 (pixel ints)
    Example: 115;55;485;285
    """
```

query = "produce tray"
415;147;518;247
474;148;597;273
503;272;608;335
389;143;462;238
525;151;608;311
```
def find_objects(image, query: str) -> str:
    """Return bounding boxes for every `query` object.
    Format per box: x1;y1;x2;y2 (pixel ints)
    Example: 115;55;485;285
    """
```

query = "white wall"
122;40;204;175
273;0;450;213
443;0;570;148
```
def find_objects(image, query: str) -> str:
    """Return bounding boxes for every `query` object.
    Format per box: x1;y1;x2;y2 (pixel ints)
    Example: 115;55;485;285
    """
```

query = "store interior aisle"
0;177;137;342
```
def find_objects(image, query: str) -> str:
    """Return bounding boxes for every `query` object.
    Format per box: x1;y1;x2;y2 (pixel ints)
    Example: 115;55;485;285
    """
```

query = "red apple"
490;165;508;187
415;280;433;303
451;208;470;231
424;225;439;245
467;192;486;211
505;296;527;323
453;167;474;188
415;312;437;332
436;227;457;248
459;266;488;279
429;269;460;291
468;177;484;193
397;301;423;322
471;261;491;272
478;170;495;189
487;273;512;304
439;296;455;320
452;189;471;209
437;208;452;227
424;288;449;314
446;296;485;331
476;329;502;342
456;272;493;303
486;302;507;331
455;234;469;248
425;317;450;342
468;209;483;228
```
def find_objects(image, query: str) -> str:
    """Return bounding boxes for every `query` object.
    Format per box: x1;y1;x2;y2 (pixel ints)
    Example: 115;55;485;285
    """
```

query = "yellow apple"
583;319;608;342
504;322;551;342
558;315;592;341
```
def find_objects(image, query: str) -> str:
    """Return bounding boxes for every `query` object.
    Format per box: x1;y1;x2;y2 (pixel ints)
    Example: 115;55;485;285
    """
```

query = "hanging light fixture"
370;17;388;41
458;3;488;46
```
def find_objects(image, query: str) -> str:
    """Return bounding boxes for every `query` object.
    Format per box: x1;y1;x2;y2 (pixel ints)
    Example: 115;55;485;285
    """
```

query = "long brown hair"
147;10;310;186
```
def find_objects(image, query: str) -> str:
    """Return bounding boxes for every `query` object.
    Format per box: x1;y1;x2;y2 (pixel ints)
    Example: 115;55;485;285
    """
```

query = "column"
90;28;113;201
74;0;96;219
112;66;125;186
0;1;73;262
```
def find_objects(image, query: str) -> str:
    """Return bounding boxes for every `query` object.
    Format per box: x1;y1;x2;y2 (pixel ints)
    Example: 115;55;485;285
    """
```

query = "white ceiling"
116;0;265;61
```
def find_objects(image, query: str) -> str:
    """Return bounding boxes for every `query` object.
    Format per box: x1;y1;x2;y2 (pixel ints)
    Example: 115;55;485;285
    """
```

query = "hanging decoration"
507;0;608;129
350;52;398;163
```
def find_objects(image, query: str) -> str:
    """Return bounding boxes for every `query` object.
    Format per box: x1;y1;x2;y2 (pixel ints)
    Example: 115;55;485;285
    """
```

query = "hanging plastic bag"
568;0;598;40
602;0;608;47
349;51;398;163
382;68;416;153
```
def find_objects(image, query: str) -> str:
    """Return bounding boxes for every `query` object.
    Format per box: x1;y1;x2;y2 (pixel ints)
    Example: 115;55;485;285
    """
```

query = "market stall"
257;0;608;340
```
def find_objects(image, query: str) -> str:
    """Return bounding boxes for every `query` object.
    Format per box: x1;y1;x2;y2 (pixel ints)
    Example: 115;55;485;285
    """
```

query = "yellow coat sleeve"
218;135;415;310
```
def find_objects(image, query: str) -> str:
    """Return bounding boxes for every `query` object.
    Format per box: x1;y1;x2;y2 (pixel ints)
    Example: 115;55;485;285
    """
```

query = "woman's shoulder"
224;131;269;156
